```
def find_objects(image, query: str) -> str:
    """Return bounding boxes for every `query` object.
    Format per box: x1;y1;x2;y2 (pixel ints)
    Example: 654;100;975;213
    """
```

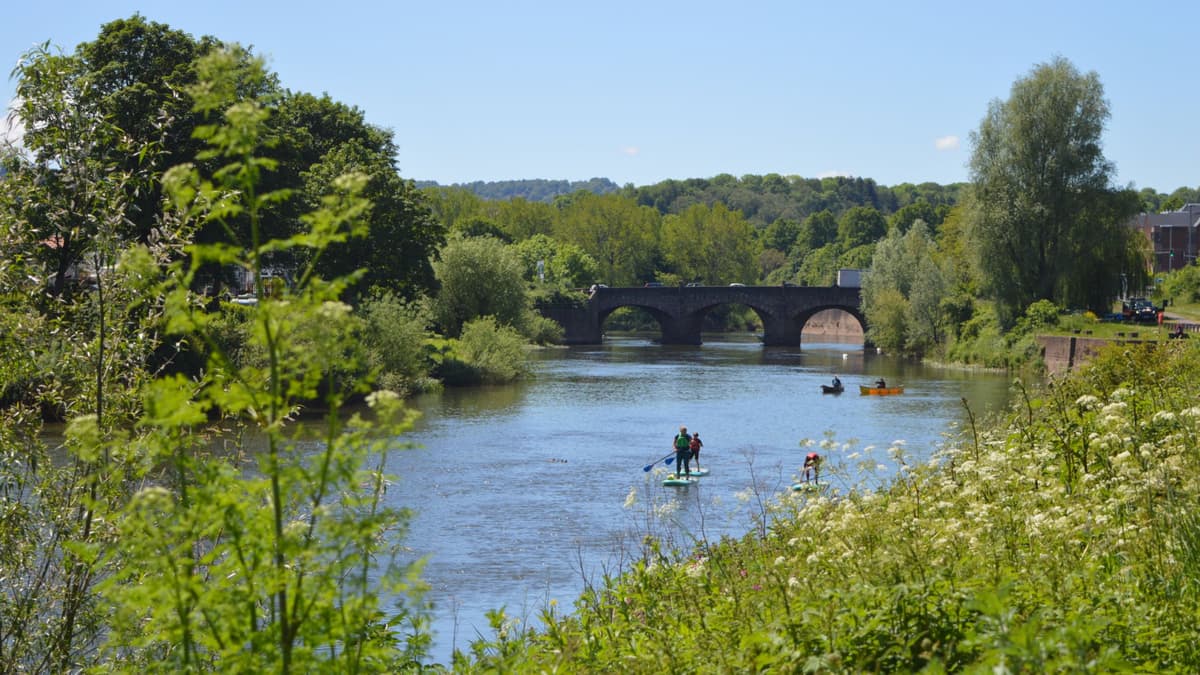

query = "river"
386;334;1014;664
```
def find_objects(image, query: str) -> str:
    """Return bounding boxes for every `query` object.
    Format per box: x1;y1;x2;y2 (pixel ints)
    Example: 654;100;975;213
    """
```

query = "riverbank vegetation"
4;13;1200;673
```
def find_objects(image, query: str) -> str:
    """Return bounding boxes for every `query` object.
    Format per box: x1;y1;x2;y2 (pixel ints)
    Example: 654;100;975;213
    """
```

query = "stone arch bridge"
537;285;866;346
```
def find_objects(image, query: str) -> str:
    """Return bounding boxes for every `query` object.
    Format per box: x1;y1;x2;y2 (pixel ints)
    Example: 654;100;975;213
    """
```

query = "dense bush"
359;292;439;396
437;316;530;386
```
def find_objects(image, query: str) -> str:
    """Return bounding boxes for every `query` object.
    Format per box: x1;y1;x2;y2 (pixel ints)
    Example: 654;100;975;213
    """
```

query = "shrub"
359;291;437;395
441;316;529;385
522;310;565;345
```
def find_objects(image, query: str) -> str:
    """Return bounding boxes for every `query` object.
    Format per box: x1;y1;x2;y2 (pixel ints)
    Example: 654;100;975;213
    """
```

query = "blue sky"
2;1;1197;192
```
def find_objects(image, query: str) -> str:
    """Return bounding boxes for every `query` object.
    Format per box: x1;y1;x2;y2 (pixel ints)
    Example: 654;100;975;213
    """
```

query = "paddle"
642;452;676;472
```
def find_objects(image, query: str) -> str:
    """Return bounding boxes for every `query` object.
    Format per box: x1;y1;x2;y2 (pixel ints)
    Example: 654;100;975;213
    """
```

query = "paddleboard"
663;475;694;486
682;468;709;477
791;481;828;492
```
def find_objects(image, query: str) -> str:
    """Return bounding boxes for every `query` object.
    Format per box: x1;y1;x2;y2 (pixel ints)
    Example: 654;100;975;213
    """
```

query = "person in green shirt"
673;426;693;478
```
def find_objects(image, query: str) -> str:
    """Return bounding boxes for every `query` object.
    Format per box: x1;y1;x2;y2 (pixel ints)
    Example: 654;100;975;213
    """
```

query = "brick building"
1129;204;1200;273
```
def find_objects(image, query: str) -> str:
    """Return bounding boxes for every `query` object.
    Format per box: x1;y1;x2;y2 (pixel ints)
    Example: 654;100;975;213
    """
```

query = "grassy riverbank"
454;338;1200;672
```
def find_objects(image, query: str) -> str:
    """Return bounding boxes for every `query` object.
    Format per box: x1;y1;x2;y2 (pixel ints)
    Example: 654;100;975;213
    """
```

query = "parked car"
1122;297;1159;323
644;282;663;287
729;282;746;287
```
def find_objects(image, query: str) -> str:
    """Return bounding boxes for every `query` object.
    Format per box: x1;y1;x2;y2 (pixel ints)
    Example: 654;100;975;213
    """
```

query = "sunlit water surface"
386;335;1014;664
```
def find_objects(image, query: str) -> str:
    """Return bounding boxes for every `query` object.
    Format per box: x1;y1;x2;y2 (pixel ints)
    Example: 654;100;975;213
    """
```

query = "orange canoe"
859;385;904;395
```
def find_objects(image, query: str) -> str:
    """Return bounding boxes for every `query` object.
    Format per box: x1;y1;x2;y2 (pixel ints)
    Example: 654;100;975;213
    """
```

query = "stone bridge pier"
537;285;866;347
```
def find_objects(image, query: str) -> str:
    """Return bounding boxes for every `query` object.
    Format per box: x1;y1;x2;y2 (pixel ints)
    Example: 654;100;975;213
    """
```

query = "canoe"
820;384;844;394
860;385;904;395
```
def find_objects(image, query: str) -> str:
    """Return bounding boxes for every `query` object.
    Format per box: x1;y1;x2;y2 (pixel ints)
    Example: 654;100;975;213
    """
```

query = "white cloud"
934;135;959;151
817;169;854;179
620;146;640;157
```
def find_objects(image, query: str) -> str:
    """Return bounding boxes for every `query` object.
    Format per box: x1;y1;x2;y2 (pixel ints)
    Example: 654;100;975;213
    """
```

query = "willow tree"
966;56;1141;326
862;220;946;355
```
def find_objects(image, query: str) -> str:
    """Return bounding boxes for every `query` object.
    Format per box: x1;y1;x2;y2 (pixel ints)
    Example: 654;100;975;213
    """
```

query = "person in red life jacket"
803;452;821;483
689;432;703;471
673;426;693;478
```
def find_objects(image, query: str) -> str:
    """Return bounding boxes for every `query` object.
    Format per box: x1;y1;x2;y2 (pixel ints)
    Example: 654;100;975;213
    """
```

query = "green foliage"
295;117;445;301
888;201;941;234
661;202;760;285
759;217;801;253
76;49;430;672
793;209;839;254
438;316;530;385
1021;299;1060;329
966;56;1141;326
511;233;599;288
553;192;661;286
837;205;888;250
863;221;947;355
522;311;566;345
1159;263;1200;304
420;177;621;203
795;243;841;286
359;292;438;396
432;235;530;337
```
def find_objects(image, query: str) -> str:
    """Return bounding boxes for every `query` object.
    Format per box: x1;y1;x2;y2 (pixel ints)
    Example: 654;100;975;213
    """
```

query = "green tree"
495;197;557;240
888;200;939;234
661;202;759;284
422;186;485;232
796;244;841;286
0;144;175;673
837;206;887;250
553;192;660;286
432;235;529;337
862;221;946;354
966;56;1141;325
359;292;437;396
300;139;444;300
793;209;838;254
760;217;801;255
98;48;428;671
14;17;276;252
512;233;599;288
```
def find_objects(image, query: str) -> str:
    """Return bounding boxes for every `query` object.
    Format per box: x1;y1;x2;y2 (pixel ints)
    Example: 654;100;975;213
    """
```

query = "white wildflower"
1100;401;1127;417
1152;411;1176;424
366;389;400;407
